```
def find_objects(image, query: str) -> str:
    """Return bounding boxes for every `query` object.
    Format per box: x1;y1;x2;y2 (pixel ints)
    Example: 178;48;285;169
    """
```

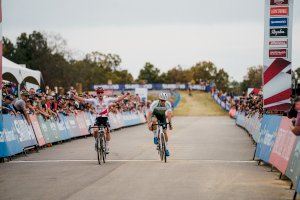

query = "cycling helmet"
96;87;104;94
159;92;168;101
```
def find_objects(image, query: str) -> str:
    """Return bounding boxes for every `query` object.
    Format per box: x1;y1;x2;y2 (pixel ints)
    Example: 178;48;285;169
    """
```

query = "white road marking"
9;159;257;164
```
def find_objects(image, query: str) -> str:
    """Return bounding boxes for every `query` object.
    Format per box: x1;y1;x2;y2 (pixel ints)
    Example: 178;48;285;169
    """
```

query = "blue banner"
255;115;282;162
57;114;71;141
93;84;210;91
67;114;81;137
286;137;300;185
0;115;23;158
297;180;300;193
13;115;37;148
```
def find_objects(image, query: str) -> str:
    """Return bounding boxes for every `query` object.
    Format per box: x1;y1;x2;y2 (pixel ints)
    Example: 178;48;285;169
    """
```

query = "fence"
211;92;300;198
0;111;146;159
235;112;300;199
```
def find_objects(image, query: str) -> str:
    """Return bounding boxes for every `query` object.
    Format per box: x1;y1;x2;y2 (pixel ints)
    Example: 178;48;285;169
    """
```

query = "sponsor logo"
270;17;288;27
269;49;287;58
270;28;288;37
269;40;288;48
270;7;289;16
270;0;288;5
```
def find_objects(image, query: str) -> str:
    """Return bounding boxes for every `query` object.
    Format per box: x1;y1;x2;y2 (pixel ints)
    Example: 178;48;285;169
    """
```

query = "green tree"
138;62;161;83
214;68;229;92
240;66;263;92
190;61;217;83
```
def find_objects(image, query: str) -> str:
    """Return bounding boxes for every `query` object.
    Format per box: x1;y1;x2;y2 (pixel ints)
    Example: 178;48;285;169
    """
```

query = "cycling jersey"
84;97;117;117
149;100;172;117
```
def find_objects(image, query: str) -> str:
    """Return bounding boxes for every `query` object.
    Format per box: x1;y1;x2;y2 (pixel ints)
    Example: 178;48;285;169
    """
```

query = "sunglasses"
96;91;104;94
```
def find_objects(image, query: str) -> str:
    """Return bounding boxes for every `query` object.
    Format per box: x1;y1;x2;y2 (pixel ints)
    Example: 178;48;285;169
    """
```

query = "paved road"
0;117;294;200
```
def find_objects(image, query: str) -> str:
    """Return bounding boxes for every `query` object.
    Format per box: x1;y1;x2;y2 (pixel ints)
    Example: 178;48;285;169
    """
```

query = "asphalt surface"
0;117;295;200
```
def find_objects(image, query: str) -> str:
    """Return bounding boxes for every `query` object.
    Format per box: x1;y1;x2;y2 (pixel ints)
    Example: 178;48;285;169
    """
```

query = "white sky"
3;0;300;81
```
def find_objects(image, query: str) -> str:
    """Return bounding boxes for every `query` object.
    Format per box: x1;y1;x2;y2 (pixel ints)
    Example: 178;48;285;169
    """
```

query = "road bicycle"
89;125;107;165
153;122;170;163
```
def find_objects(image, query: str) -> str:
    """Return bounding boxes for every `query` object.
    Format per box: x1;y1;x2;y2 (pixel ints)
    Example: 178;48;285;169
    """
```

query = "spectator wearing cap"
2;95;16;114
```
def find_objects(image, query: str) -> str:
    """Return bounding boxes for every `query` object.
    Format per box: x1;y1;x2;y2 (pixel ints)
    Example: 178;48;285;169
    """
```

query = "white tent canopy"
2;56;41;85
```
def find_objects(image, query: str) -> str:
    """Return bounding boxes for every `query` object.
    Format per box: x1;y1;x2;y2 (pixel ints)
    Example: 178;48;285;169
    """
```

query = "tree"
138;62;161;83
191;61;217;83
240;66;263;92
214;68;229;92
163;66;193;83
2;31;133;90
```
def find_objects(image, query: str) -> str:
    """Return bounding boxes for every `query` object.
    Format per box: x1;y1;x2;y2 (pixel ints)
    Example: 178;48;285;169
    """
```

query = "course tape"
0;111;146;159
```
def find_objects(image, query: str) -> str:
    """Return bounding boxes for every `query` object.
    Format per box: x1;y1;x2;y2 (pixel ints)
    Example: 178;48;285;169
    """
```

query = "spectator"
12;91;31;124
2;95;16;115
291;97;300;136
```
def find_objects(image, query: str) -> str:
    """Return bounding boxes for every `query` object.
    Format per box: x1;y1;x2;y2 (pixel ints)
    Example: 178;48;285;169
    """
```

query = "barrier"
234;112;300;193
286;137;300;186
212;93;231;112
0;111;146;159
0;115;23;158
269;117;297;174
255;115;282;163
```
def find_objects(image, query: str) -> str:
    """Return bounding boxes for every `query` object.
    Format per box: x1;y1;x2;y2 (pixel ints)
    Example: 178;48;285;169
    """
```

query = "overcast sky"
3;0;300;81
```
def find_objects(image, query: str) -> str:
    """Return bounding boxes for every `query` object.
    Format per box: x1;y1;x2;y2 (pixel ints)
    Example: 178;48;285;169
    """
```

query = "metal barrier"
0;111;146;159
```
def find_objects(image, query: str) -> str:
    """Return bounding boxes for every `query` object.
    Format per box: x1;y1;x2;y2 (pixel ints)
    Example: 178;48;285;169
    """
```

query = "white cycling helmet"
159;92;168;101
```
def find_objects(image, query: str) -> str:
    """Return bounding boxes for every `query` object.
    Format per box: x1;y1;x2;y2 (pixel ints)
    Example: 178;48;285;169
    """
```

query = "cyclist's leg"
160;115;170;156
151;116;158;144
166;110;173;130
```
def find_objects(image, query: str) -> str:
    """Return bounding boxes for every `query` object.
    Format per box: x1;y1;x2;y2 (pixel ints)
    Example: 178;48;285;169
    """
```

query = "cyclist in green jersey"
147;92;173;156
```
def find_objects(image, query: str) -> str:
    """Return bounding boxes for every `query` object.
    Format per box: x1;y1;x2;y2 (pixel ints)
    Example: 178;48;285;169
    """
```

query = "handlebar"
152;122;171;126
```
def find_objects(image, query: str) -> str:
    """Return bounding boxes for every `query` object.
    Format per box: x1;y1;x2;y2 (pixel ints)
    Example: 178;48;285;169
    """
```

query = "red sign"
269;117;297;173
270;7;289;16
29;115;46;146
271;0;288;5
269;49;287;58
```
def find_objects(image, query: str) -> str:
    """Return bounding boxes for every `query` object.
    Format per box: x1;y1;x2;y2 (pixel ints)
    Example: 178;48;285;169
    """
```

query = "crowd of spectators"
1;81;148;124
214;89;264;117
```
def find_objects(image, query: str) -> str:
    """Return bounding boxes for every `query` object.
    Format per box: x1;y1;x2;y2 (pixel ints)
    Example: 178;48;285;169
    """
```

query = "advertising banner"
0;115;23;157
251;114;262;143
269;117;297;173
75;112;89;136
37;115;55;144
255;115;282;162
67;113;81;137
93;84;209;91
286;137;300;185
56;114;71;141
13;115;37;148
30;115;46;146
263;0;294;111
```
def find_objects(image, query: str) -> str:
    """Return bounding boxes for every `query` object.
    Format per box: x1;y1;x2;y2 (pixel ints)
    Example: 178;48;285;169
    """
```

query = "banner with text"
263;0;294;111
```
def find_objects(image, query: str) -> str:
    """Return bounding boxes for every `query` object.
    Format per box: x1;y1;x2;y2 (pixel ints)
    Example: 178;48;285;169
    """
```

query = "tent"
2;57;41;86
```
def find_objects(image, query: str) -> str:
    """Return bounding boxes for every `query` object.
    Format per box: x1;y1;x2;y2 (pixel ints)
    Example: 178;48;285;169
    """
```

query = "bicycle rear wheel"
161;133;167;163
100;137;106;163
97;137;102;165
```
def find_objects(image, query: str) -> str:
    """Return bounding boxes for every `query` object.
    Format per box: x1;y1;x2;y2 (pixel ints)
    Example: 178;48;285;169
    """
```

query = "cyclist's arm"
146;111;152;123
113;93;130;103
73;95;85;103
